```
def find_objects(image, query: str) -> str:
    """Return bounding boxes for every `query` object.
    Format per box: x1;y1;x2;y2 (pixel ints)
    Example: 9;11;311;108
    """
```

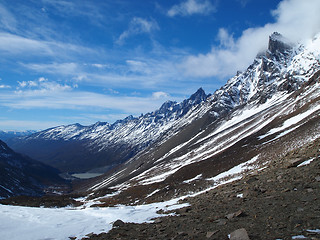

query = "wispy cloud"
0;3;17;32
21;62;79;75
116;17;159;45
0;119;65;131
167;0;216;17
0;32;95;59
0;32;53;55
40;0;105;26
1;87;171;116
236;0;251;8
180;0;320;78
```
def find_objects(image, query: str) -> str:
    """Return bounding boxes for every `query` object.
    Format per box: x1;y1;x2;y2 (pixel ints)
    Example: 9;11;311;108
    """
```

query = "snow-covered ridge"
23;88;208;149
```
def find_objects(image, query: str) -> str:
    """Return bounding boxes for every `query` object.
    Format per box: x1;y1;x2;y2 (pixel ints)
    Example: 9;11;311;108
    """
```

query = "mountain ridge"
7;86;209;173
77;32;320;201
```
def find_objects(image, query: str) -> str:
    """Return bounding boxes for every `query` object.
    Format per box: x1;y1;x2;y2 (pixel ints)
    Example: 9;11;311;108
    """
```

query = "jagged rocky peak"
267;32;293;58
189;87;207;103
159;100;177;114
156;88;207;115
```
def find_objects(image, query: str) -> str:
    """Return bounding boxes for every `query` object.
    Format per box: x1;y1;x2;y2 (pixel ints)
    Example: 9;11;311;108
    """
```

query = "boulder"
229;228;250;240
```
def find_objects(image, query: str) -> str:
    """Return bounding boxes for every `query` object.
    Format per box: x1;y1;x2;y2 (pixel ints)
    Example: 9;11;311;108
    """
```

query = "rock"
242;190;250;198
315;176;320;182
206;230;219;238
215;218;227;225
113;219;125;228
306;188;313;193
246;177;258;184
226;210;245;220
229;228;250;240
153;218;162;223
286;158;305;168
178;232;188;236
176;206;192;214
85;232;94;237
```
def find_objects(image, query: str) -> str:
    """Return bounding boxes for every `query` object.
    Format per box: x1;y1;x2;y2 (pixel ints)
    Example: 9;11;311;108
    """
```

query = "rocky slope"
88;138;320;240
0;140;68;199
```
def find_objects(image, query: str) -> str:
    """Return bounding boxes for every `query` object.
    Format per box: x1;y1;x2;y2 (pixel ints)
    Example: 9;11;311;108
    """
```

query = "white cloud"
16;77;73;93
180;0;320;78
217;28;235;48
0;77;10;89
167;0;215;17
152;91;170;99
116;17;159;45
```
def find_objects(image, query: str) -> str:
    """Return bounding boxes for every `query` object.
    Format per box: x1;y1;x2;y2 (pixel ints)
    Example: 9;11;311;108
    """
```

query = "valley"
0;31;320;240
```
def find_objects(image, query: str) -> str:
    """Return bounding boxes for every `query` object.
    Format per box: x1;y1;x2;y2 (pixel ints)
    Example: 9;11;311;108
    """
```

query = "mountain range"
2;32;320;203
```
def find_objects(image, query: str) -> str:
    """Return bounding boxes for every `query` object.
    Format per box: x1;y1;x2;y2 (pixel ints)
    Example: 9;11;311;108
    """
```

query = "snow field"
0;199;189;240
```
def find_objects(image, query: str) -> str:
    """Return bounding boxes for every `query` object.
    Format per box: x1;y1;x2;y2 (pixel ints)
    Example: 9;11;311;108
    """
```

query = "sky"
0;0;320;131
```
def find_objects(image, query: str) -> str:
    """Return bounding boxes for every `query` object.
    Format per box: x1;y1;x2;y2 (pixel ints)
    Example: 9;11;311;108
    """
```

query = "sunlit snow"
0;199;189;240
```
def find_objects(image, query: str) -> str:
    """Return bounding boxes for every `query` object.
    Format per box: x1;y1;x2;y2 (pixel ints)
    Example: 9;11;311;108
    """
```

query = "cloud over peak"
180;0;320;78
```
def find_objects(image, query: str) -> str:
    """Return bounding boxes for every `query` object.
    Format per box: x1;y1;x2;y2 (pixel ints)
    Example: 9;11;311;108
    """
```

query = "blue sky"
0;0;320;130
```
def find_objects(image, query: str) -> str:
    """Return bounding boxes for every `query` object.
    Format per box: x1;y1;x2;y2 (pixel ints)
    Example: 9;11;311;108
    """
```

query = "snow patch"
292;235;307;239
183;174;202;184
297;158;315;167
259;104;320;140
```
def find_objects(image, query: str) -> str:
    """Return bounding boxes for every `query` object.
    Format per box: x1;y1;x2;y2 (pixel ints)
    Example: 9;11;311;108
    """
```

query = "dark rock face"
267;32;293;59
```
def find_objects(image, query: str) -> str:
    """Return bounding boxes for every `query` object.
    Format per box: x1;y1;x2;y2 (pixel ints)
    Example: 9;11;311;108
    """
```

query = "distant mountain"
77;32;320;203
0;130;36;142
8;88;208;173
0;139;67;199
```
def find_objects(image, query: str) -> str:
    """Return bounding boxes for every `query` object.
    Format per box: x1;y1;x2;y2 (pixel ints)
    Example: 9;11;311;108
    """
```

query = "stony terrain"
86;138;320;240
